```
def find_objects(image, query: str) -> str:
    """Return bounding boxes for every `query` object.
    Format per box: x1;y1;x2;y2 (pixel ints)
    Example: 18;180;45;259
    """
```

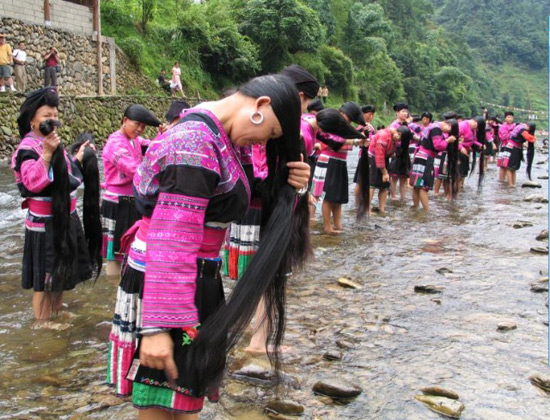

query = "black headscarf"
362;105;376;114
165;100;190;123
123;104;162;127
17;87;59;138
280;65;320;99
393;102;408;112
307;98;324;113
340;101;365;126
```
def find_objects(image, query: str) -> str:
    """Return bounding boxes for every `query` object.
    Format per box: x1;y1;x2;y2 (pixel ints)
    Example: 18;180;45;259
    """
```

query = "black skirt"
127;258;225;398
459;154;470;178
368;155;390;190
323;158;349;204
101;195;140;258
22;211;92;291
388;152;411;178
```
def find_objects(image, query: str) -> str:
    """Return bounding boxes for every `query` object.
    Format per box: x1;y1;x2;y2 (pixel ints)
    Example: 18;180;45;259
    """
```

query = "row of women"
12;66;375;419
299;101;537;232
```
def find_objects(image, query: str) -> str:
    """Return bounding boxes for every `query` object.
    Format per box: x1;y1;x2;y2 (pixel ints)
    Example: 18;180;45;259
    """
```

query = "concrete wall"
0;0;94;35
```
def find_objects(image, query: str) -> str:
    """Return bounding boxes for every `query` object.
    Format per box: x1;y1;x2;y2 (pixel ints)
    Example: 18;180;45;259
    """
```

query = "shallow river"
0;149;548;419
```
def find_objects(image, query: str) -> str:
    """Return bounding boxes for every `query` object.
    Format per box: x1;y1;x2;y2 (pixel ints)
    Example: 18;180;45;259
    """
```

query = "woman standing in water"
107;75;312;419
12;87;94;321
101;105;161;275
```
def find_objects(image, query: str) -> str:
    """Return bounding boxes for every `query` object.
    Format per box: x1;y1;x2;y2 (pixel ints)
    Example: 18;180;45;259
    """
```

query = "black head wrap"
340;101;365;126
307;98;324;113
17;87;59;138
456;114;464;120
393;102;408;112
361;105;376;113
504;111;514;117
280;65;320;99
421;111;433;121
165;100;190;123
443;111;457;120
123;104;162;127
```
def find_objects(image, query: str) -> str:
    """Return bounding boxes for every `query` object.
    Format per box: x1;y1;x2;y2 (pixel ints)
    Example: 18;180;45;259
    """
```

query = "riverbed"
0;149;548;419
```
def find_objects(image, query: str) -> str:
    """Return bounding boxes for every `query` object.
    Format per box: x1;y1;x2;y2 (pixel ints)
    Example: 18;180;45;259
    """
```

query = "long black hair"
526;122;536;180
70;132;102;279
179;74;307;394
396;125;412;175
316;108;365;140
446;119;460;198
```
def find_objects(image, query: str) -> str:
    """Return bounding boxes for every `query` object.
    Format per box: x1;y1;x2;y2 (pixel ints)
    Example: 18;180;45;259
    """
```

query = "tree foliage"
101;0;545;121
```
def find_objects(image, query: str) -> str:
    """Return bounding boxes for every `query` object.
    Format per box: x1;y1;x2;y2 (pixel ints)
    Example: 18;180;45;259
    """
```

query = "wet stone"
497;322;517;332
536;229;549;241
323;350;342;361
233;364;274;382
530;247;549;255
336;340;354;349
312;378;363;399
415;395;465;418
513;221;533;229
436;267;453;275
538;175;549;180
265;399;305;416
524;194;547;202
530;282;548;293
529;374;550;393
522;181;542;188
337;277;362;289
421;386;460;400
414;285;444;294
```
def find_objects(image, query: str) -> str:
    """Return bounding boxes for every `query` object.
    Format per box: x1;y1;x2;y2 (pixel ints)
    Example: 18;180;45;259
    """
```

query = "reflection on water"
0;149;548;419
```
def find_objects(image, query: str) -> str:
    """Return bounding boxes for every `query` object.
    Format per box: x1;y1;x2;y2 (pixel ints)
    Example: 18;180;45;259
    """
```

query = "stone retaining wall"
0;17;161;96
0;94;195;160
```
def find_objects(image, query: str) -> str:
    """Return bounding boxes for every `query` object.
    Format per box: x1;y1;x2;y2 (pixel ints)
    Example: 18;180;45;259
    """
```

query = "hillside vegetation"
102;0;548;127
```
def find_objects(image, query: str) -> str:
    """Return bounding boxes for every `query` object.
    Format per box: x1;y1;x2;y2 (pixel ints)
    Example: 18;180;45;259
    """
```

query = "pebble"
436;267;453;275
496;322;517;332
529;374;550;393
312;378;363;399
530;247;549;255
530;282;548;293
536;229;548;241
537;175;549;180
513;221;533;229
522;181;542;188
337;277;362;290
414;285;444;294
336;340;354;349
233;364;274;382
323;350;342;361
415;395;465;418
265;399;305;416
421;386;460;400
524;194;547;202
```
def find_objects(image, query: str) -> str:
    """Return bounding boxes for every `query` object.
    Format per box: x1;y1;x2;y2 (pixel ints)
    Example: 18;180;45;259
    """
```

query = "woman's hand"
158;123;168;134
287;155;310;190
75;140;92;163
382;172;390;183
140;332;178;382
447;135;457;143
460;148;469;156
42;131;61;162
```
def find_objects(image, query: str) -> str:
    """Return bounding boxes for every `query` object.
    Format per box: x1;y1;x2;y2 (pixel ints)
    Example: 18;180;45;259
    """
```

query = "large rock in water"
536;229;549;241
522;181;542;188
415;395;465;418
265;399;305;416
312;378;362;398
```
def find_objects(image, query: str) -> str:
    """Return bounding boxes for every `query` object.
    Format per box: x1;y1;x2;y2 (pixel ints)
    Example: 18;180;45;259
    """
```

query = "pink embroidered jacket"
102;130;151;196
133;109;251;329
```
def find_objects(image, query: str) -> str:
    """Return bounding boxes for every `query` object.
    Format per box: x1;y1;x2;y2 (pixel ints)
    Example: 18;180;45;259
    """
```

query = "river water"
0;149;548;419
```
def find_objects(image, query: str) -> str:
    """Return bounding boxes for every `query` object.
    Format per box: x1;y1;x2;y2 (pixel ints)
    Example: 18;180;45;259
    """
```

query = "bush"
118;37;145;68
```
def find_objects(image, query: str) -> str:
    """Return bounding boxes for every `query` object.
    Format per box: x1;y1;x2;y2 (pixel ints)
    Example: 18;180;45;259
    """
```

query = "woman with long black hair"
11;87;94;321
389;102;410;201
410;119;457;210
312;101;365;234
107;74;312;419
500;122;537;186
101;105;161;276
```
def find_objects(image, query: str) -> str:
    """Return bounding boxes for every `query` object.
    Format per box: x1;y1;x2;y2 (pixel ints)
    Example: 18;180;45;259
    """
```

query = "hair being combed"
70;132;103;278
179;74;308;395
526;122;536;180
446;119;460;198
